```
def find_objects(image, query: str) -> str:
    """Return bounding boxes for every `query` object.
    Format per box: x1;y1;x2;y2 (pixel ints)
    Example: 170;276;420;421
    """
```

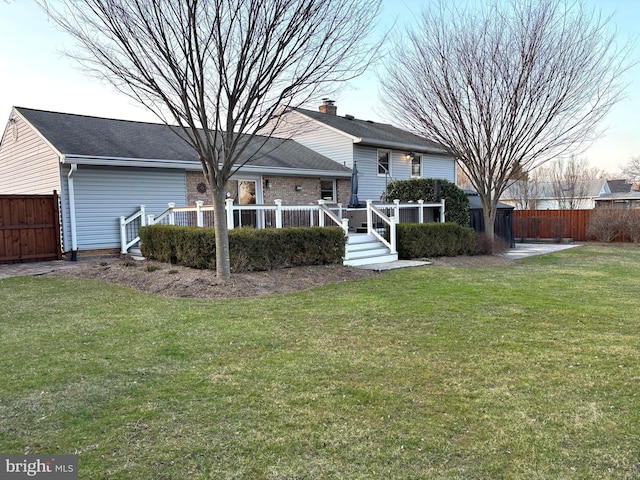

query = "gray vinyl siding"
354;146;457;201
60;164;187;251
0;113;61;194
423;154;456;182
354;145;387;202
272;112;354;167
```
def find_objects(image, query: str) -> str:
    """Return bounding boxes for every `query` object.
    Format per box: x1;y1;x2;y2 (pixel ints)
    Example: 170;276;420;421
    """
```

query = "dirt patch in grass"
47;254;513;299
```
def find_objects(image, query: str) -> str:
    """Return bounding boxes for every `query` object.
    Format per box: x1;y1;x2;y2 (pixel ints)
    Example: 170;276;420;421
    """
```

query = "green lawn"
1;245;639;479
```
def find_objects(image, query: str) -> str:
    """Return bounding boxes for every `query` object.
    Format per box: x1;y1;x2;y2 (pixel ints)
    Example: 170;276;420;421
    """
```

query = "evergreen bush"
140;225;345;272
386;178;470;226
396;223;476;258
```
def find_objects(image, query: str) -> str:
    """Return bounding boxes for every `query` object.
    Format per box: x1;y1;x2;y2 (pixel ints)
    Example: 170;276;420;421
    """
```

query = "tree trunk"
212;187;231;279
481;199;498;254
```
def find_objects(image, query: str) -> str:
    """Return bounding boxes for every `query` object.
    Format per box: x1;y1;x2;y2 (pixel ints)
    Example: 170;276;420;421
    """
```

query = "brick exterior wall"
186;171;238;206
187;171;351;206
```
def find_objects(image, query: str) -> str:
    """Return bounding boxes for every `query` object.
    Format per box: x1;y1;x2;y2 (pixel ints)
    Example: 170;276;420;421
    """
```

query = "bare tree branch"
379;0;631;249
621;156;640;188
38;0;382;277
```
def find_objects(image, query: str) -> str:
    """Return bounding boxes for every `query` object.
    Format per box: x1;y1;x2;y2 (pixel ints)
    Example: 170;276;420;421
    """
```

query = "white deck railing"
366;200;396;254
120;198;446;254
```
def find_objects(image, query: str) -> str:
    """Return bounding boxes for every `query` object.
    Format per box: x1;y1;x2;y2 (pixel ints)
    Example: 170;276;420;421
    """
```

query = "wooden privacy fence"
0;192;63;264
514;210;592;241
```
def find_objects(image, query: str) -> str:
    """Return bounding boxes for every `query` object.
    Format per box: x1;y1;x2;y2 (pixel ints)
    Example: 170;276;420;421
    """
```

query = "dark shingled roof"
607;179;633;193
293;107;446;153
15;107;349;173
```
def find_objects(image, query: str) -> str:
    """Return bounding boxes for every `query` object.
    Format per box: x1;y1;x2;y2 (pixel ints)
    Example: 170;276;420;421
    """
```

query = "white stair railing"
119;205;146;254
366;199;396;254
318;200;349;234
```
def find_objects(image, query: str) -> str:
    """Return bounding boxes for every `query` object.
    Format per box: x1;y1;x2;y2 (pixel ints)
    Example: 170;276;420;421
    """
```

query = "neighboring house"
501;179;611;210
270;100;457;202
0;107;350;255
595;179;640;209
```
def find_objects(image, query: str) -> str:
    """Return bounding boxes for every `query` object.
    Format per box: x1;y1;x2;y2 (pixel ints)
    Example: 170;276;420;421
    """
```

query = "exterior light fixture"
295;185;303;191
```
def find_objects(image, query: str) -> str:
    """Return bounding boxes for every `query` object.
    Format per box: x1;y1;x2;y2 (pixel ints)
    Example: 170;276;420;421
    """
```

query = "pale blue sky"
1;0;638;173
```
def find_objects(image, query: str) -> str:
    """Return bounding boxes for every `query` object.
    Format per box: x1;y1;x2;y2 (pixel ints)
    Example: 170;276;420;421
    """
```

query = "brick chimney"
319;99;337;115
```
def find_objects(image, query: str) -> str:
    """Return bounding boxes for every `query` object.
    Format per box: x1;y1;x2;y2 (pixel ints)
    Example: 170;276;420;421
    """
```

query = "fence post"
168;202;175;225
318;199;325;227
440;199;446;223
196;201;204;227
274;199;282;228
225;198;235;230
366;200;373;235
418;199;424;224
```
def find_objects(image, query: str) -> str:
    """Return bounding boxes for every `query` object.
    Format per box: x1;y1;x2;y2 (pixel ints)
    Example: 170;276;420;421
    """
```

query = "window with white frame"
320;179;336;201
411;154;422;177
377;149;391;176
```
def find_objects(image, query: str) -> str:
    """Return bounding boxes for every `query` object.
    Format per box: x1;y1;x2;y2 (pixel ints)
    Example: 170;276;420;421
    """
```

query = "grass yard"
1;245;639;479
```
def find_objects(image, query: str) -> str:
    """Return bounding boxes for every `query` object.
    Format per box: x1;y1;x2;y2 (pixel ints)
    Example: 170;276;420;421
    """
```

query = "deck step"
343;233;397;266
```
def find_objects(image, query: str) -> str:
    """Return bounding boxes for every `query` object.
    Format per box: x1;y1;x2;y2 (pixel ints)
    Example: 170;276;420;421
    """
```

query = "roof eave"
356;137;448;155
61;154;352;177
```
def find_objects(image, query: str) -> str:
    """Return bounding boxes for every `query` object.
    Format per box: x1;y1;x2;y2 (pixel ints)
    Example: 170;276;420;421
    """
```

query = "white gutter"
67;162;78;261
61;154;352;177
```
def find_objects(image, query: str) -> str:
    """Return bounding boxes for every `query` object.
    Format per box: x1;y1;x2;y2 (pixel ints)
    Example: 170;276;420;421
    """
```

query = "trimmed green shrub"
139;224;345;272
396;223;476;258
386;178;470;226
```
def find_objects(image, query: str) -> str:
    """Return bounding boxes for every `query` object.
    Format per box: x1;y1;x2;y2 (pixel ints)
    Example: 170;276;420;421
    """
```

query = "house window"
411;155;422;177
320;179;336;201
378;149;391;176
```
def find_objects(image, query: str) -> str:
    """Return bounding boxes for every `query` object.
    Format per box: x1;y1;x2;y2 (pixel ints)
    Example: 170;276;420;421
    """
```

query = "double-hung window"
320;179;336;201
377;149;391;177
411;154;422;177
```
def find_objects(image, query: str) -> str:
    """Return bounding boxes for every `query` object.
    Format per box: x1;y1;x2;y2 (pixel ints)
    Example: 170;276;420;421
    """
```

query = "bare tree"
545;156;605;209
621;156;640;189
380;0;629;249
39;0;382;277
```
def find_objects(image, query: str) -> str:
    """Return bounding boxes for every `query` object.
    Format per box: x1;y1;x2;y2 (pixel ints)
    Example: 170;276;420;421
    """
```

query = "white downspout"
67;163;79;261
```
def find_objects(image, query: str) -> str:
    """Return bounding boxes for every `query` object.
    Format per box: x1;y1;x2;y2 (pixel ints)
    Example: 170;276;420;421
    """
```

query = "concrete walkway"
497;242;581;260
357;243;582;271
0;257;118;280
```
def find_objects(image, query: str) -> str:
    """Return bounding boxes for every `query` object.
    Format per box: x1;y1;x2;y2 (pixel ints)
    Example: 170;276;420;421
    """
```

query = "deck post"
390;217;397;254
318;200;325;227
168;202;175;225
140;205;146;227
119;216;127;254
195;201;204;227
274;199;282;228
393;199;400;224
366;200;373;235
225;198;235;230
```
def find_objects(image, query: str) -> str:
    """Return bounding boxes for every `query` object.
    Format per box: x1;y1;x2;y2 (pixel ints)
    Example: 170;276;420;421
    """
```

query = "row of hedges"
397;223;476;258
139;225;345;272
587;209;640;243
